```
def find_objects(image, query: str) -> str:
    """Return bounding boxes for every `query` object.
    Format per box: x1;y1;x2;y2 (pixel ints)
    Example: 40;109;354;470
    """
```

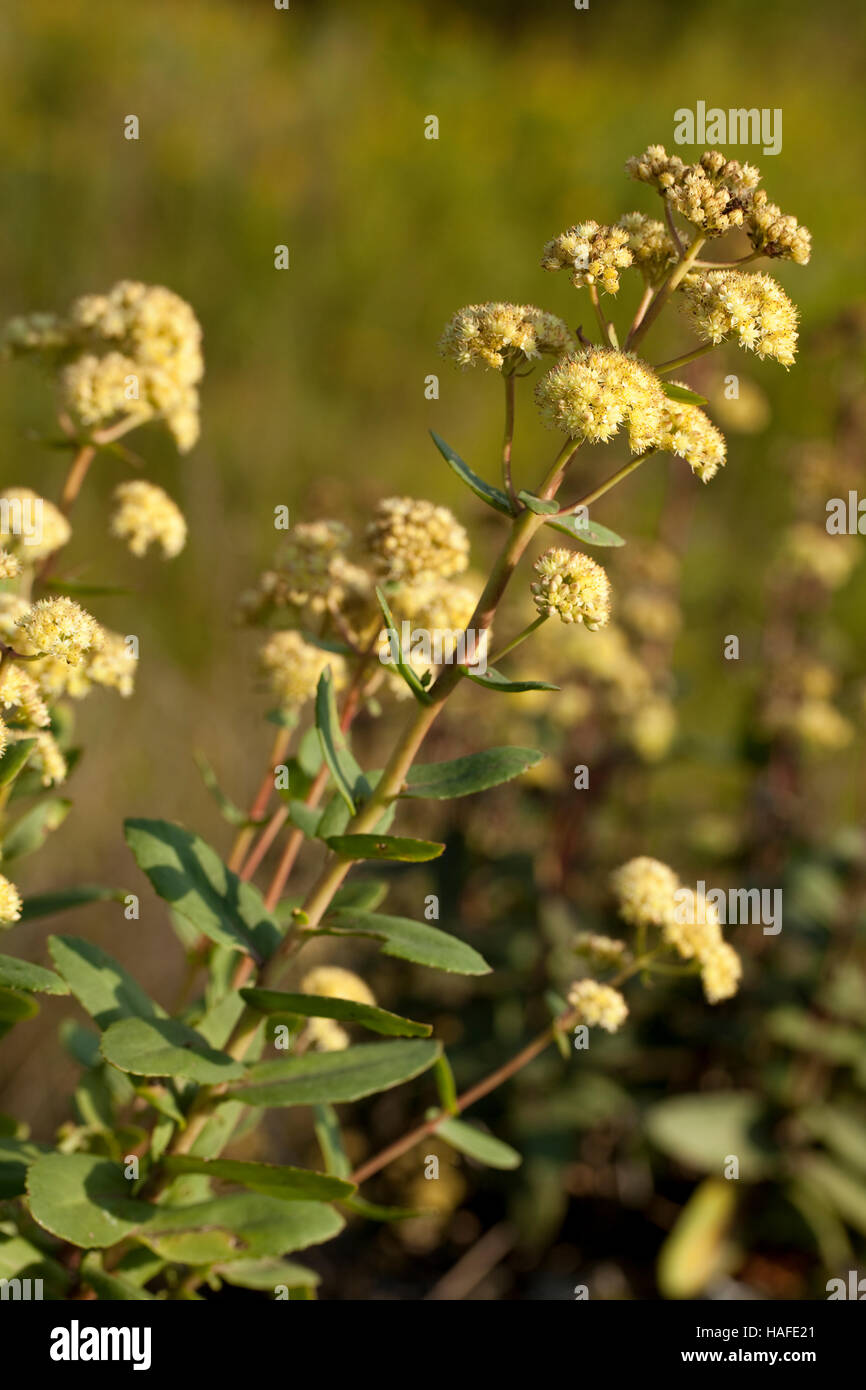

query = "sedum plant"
0;146;810;1299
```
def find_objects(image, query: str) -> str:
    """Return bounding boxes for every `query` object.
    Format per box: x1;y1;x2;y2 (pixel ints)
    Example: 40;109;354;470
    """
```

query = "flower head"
572;933;630;968
367;497;469;581
611;856;679;927
531;548;611;630
541;221;633;294
616;213;678;284
627;147;761;237
0;551;22;579
654;385;727;482
745;190;811;265
259;632;345;709
110;481;187;559
567;979;628;1032
439;303;573;371
535;347;666;451
16;597;102;666
700;941;742;1004
0;873;22;925
679;271;798;365
0;487;71;561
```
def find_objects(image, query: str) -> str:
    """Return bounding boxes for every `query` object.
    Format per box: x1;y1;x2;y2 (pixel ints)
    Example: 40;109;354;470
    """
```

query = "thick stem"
625;235;705;352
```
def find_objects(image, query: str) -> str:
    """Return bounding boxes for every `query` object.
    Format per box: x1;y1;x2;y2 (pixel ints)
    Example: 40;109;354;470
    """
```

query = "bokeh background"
2;0;866;1299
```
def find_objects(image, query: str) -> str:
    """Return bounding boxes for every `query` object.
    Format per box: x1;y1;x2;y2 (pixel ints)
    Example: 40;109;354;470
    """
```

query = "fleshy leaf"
324;834;445;862
100;1017;247;1083
316;908;491;976
223;1039;441;1108
240;988;432;1038
465;667;559;693
402;747;544;798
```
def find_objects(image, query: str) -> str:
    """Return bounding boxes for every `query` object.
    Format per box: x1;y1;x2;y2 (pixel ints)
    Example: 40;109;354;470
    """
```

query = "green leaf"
193;752;261;828
124;818;280;961
0;1136;52;1198
315;668;365;812
433;1055;458;1115
645;1092;776;1180
435;1116;522;1169
0;986;39;1023
325;834;445;862
138;1194;344;1265
313;1104;351;1178
80;1252;157;1300
224;1039;442;1108
100;1017;247;1083
318;908;491;976
402;747;544;798
216;1257;320;1291
374;587;433;705
517;489;559;515
430;430;512;515
159;1156;355;1202
545;513;626;547
800;1105;866;1176
0;953;69;995
341;1196;419;1221
331;878;388;912
796;1154;866;1237
19;884;123;922
0;1234;71;1298
465;667;559;693
316;793;352;840
661;381;708;406
240;988;432;1038
27;1153;153;1248
1;798;71;862
48;935;165;1029
0;739;35;787
289;801;323;838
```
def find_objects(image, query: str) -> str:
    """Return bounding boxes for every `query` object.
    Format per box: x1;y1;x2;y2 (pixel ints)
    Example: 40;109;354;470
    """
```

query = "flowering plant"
0;146;810;1299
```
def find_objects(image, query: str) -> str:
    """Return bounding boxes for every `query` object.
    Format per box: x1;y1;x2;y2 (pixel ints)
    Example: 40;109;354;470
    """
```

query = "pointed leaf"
517;489;559;515
159;1156;355;1202
435;1116;522;1169
0;953;69;995
317;908;491;976
224;1039;441;1107
325;834;445;862
0;739;35;787
19;884;124;922
430;431;512;514
313;1104;351;1179
315;668;365;812
2;798;71;862
402;747;544;798
546;514;626;546
240;988;432;1038
661;381;708;406
374;588;433;705
124;818;280;960
465;667;559;693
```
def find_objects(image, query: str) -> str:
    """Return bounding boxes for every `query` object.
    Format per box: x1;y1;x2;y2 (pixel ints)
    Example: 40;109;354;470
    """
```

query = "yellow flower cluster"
0;487;71;562
367;497;470;582
627;147;761;237
6;281;203;452
439;303;573;371
745;190;811;265
531;548;612;630
535;347;665;450
616;212;678;285
32;629;138;702
567;978;628;1032
259;631;345;710
110;480;187;559
541;221;633;295
0;551;21;579
0;873;22;926
654;384;727;482
611;857;742;1004
0;664;49;728
16;597;102;666
240;521;371;631
573;932;629;967
679;270;799;365
300;966;375;1052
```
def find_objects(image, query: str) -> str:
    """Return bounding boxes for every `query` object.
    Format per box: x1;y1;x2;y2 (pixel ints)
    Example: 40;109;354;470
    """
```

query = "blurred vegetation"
1;0;866;1298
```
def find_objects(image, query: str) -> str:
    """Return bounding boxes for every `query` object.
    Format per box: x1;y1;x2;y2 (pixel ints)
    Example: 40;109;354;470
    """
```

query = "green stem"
561;448;657;514
502;372;517;509
653;342;717;375
487;614;547;666
626;235;705;352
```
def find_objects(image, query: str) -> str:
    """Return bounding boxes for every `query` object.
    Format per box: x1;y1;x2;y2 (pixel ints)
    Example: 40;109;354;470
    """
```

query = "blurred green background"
2;0;866;1299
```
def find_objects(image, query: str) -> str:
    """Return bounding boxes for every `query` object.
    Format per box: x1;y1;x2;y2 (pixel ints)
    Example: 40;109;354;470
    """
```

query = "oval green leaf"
225;1039;441;1108
240;988;431;1038
100;1017;247;1083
